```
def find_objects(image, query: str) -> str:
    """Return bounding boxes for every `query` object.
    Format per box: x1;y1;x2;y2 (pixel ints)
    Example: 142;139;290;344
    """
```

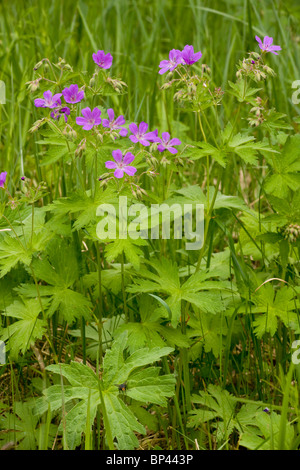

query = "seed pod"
33;60;43;71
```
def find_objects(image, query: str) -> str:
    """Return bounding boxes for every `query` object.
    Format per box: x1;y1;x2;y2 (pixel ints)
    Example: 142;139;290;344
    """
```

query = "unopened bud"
33;60;43;71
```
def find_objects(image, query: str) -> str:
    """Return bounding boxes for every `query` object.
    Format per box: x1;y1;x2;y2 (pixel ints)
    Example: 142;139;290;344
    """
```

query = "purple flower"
0;171;7;188
102;108;128;136
76;107;102;130
92;50;113;69
263;407;270;413
181;45;202;65
129;122;160;146
50;106;71;123
105;150;137;179
34;90;62;109
255;36;281;55
62;84;85;104
159;49;183;75
157;132;181;154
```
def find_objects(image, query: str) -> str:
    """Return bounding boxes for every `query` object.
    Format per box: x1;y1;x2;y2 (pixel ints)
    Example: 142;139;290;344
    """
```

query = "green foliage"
264;135;300;198
188;385;261;442
34;332;175;449
0;298;49;359
0;401;56;450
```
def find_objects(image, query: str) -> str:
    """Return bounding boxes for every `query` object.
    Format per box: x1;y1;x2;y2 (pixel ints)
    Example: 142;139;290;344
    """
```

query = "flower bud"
33;60;43;71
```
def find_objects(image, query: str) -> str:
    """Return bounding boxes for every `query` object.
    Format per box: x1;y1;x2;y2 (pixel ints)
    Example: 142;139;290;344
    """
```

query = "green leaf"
0;402;38;450
128;258;228;327
48;187;118;231
36;137;76;166
27;239;92;323
188;141;227;167
0;298;48;359
239;411;295;450
0;236;31;278
35;333;175;450
105;238;146;270
126;367;176;406
189;385;261;443
252;284;297;338
228;79;262;104
265;135;300;198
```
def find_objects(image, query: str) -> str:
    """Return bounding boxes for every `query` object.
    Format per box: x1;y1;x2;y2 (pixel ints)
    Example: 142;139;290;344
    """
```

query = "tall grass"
0;0;299;179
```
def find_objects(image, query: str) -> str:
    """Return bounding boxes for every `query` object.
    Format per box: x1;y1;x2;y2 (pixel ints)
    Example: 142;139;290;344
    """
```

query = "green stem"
97;380;115;450
96;242;103;365
121;252;128;322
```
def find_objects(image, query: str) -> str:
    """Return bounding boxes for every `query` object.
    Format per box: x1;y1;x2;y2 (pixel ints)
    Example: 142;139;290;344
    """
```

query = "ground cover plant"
0;0;300;451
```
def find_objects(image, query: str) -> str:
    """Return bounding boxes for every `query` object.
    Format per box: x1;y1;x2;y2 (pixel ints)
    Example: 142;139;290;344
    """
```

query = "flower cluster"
236;52;276;82
104;122;181;179
159;45;202;75
33;36;281;184
34;84;85;124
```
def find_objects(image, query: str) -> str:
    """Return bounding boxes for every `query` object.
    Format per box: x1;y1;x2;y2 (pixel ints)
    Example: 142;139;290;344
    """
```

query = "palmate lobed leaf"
251;284;298;338
0;402;38;450
103;393;145;450
48;187;118;231
0;236;32;278
104;238;147;270
188;385;263;442
127;257;227;326
168;185;249;213
0;298;49;359
36;136;76;166
35;333;175;450
126;367;176;406
239;411;295;450
264;135;300;198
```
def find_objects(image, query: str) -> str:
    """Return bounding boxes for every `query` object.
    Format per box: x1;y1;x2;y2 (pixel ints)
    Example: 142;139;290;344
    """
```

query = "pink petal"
81;107;92;119
139;121;148;135
107;108;114;121
92;107;102;119
76;117;88;126
157;144;165;152
102;119;110;128
129;122;138;135
162;132;170;143
264;36;273;47
115;115;125;126
123;152;135;165
167;147;178;154
119;128;128;137
169;138;181;146
255;35;263;46
112;149;123;163
105;161;117;169
34;98;46;107
124;166;137;176
114;168;124;178
129;135;139;144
